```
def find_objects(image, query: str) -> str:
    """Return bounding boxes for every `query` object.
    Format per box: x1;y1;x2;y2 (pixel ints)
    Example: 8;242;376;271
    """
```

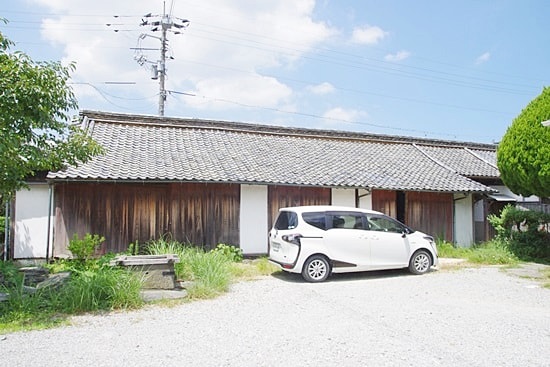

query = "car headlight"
423;236;437;254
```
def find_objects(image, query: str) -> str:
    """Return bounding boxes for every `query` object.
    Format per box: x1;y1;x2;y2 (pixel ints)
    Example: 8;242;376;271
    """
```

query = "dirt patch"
502;262;550;280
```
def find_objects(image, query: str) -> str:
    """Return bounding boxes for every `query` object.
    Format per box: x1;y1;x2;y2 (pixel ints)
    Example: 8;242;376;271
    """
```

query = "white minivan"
269;206;438;282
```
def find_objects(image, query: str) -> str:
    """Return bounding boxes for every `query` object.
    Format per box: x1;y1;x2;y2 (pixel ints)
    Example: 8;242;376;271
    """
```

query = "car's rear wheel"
409;250;431;275
302;255;330;282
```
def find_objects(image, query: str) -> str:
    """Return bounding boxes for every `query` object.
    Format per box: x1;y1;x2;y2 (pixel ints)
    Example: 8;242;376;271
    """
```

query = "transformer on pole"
135;2;189;116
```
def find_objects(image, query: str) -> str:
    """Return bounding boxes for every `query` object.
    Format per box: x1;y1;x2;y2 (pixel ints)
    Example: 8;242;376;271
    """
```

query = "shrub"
210;243;243;262
488;205;550;261
68;233;105;260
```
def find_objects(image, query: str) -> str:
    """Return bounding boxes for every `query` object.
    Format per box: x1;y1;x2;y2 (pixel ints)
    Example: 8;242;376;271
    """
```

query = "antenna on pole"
135;1;189;116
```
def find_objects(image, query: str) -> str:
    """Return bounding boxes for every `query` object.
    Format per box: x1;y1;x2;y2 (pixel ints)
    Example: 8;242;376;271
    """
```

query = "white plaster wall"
239;185;268;254
331;188;356;207
357;189;372;209
14;184;52;259
454;194;474;248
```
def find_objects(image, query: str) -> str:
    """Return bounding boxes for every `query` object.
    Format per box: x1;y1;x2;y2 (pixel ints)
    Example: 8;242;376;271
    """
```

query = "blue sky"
1;0;549;143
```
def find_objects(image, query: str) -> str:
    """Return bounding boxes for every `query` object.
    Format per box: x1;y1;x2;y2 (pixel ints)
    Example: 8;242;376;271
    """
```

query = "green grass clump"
145;238;233;299
145;237;199;281
436;241;471;259
467;240;519;265
58;267;143;312
185;251;232;299
145;239;281;298
437;239;518;265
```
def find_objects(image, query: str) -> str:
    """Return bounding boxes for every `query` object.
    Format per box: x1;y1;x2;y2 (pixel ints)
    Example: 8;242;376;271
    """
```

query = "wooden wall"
53;181;455;256
406;192;453;242
372;189;453;242
53;182;240;255
268;186;331;228
371;190;397;218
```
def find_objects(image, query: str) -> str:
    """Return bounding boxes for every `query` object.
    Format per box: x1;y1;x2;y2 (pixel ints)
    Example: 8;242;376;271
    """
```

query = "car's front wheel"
409;250;431;275
302;255;331;282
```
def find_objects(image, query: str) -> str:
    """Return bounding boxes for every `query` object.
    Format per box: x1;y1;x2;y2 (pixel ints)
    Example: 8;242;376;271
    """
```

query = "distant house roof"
47;110;499;193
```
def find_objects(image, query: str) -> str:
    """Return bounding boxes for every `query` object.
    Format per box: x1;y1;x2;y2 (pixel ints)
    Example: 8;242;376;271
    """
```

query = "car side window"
329;213;367;230
367;215;406;233
274;211;299;230
302;212;327;230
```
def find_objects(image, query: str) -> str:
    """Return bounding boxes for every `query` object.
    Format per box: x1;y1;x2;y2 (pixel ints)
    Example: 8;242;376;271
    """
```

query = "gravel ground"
1;266;549;367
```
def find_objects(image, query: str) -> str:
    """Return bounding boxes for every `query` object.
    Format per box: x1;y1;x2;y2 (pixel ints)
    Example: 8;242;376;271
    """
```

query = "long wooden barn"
10;110;516;260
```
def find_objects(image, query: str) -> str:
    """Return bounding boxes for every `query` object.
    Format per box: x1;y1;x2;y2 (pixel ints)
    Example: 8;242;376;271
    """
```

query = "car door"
366;214;410;269
323;212;371;271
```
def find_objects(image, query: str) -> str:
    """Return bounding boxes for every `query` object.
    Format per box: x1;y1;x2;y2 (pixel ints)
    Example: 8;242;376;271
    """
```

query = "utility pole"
135;2;189;116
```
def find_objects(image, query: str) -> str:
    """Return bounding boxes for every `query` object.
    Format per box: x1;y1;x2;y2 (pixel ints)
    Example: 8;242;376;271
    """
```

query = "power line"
2;12;545;93
166;90;496;140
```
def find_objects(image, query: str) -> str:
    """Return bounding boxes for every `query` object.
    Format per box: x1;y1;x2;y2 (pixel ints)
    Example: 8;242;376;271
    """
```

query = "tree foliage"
497;87;550;197
0;25;103;200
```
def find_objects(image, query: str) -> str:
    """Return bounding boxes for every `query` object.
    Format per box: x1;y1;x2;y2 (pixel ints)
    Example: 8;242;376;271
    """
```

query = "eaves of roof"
47;111;499;193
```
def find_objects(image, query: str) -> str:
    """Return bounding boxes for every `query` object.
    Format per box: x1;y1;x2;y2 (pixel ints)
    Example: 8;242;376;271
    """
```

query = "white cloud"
323;107;366;123
475;52;491;65
30;0;337;116
187;74;292;110
307;82;335;95
385;50;411;62
350;25;388;45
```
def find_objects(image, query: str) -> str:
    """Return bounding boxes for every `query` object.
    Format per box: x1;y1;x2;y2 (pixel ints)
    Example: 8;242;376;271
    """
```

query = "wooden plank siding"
371;190;397;218
406;192;453;242
53;182;240;256
372;190;453;242
268;186;331;228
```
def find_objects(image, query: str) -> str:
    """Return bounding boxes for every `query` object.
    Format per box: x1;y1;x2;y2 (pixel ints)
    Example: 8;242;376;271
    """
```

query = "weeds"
210;243;243;262
145;238;233;299
58;266;143;312
0;257;143;333
541;268;550;289
437;239;518;266
1;238;280;333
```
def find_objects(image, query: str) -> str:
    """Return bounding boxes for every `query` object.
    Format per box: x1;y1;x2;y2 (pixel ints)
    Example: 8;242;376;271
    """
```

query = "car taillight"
282;234;302;245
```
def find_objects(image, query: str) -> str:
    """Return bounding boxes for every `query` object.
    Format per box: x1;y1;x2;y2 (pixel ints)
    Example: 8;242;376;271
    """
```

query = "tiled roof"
415;145;499;177
47;111;498;193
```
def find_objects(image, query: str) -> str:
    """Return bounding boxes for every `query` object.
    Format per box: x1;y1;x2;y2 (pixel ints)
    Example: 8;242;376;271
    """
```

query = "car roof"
278;205;383;215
